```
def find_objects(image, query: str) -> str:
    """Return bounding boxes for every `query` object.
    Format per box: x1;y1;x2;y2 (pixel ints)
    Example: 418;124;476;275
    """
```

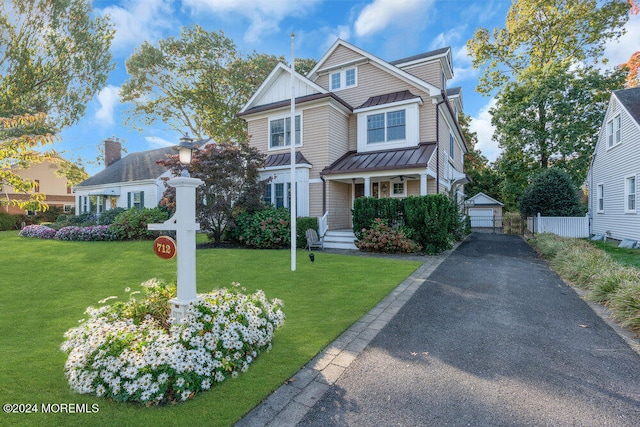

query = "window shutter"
140;191;145;209
127;192;131;209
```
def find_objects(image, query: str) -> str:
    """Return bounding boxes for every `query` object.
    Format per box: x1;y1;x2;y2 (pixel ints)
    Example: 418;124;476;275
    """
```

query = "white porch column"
420;173;428;196
364;177;371;197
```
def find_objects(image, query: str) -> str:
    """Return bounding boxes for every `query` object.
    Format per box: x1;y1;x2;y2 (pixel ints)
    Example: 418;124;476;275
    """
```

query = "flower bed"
19;224;57;239
55;225;116;241
60;279;285;405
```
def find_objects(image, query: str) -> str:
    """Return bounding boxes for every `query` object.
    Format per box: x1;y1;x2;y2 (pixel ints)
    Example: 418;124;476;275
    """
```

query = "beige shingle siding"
407;180;421;197
309;183;324;217
247;117;269;153
300;106;330;179
322;44;364;69
400;62;443;89
348;115;357;151
327;181;352;229
328;107;349;165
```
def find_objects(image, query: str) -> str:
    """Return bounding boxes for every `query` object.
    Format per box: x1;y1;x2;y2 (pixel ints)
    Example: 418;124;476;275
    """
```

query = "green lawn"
0;231;421;426
589;239;640;270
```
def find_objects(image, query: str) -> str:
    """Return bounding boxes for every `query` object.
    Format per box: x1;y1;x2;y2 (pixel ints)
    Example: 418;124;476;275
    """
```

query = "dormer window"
330;67;357;91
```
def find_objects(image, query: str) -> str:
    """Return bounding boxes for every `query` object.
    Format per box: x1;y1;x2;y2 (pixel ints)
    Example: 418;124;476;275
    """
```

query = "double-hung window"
597;183;604;213
367;110;405;144
270;115;301;148
625;175;636;212
330;67;357;91
607;114;621;148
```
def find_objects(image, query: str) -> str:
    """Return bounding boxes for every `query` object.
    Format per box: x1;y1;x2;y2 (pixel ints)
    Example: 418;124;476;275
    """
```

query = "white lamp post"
148;135;203;323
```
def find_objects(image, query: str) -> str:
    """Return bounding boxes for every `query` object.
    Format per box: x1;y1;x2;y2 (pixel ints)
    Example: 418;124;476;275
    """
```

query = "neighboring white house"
466;192;504;228
587;87;640;241
73;138;211;215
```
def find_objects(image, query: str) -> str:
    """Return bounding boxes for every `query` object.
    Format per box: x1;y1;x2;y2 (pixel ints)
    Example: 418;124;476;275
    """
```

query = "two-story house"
588;87;640;242
2;156;76;215
238;39;468;246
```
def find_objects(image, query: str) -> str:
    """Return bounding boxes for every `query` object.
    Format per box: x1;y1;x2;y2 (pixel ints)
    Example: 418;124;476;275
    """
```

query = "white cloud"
99;0;175;54
354;0;434;38
451;44;478;85
182;0;322;43
603;14;640;69
95;85;121;126
145;136;175;148
469;98;500;163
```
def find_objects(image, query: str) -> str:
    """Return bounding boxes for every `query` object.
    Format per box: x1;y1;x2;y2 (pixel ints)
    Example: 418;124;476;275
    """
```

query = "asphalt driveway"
298;233;640;426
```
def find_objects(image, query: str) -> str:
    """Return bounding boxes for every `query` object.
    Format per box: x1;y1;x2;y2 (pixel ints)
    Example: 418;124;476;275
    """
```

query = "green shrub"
109;207;170;240
0;212;21;230
519;168;584;217
355;218;420;253
97;207;126;225
231;208;290;248
297;216;319;249
352;197;403;239
404;194;460;255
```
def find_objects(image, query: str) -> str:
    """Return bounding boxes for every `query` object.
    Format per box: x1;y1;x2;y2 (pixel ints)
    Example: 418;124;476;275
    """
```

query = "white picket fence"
527;213;590;238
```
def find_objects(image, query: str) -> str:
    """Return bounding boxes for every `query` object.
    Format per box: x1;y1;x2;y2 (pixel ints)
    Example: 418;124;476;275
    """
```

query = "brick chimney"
104;137;121;168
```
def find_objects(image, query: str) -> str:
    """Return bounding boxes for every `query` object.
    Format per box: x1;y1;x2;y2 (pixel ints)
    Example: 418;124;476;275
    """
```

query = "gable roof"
390;46;454;80
614;87;640;126
76;146;177;187
238;92;352;117
321;142;436;176
467;192;504;206
239;62;327;114
307;39;440;97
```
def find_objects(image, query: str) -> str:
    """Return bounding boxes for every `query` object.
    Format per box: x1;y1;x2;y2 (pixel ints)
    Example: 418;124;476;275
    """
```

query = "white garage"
469;208;495;227
466;192;504;229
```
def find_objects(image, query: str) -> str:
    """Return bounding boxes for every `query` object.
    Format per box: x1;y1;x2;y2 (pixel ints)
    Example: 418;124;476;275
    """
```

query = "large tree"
0;0;114;210
158;140;266;242
492;66;625;184
468;0;630;210
468;0;630;95
121;25;316;142
459;113;501;200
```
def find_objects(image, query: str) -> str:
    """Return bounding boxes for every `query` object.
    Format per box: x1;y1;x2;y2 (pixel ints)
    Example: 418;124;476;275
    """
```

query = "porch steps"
323;230;358;250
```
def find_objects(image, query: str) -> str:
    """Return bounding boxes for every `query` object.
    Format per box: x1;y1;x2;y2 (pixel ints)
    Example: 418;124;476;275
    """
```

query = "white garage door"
469;208;494;227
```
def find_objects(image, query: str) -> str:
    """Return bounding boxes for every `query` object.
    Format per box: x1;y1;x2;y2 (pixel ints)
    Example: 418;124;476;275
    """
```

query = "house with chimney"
238;39;468;247
74;138;189;214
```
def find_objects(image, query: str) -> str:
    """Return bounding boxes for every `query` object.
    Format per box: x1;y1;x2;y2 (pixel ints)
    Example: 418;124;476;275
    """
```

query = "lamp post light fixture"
148;135;204;324
178;134;196;176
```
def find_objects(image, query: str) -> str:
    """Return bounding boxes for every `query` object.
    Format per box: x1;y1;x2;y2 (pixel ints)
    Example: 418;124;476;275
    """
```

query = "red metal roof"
356;90;421;110
321;142;436;176
264;151;311;168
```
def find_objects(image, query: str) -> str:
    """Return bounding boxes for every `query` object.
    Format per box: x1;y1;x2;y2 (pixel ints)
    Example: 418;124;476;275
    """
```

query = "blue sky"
56;0;640;175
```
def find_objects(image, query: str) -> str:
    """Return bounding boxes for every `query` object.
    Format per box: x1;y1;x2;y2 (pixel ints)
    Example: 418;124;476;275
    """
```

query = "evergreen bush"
519;168;584;217
109;208;170;240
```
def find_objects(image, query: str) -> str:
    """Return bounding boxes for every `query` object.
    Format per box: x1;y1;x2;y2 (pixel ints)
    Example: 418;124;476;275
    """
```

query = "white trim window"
625;175;636;213
367;110;406;144
391;181;406;197
269;114;301;149
597;183;604;213
330;67;357;91
607;114;621;148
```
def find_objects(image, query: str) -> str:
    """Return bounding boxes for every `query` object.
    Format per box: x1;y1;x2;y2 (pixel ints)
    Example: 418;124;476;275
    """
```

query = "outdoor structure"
238;39;468;247
1;157;76;215
74;137;211;215
587;87;640;242
466;192;504;228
